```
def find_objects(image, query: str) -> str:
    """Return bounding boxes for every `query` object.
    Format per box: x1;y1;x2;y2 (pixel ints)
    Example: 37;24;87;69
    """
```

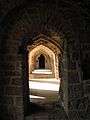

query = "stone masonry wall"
0;32;24;120
0;0;89;120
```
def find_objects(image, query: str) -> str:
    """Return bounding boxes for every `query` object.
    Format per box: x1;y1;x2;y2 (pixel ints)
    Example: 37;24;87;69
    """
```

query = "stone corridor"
0;0;89;120
25;101;69;120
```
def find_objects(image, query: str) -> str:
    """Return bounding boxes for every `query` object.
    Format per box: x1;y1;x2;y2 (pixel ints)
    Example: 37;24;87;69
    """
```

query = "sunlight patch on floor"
29;81;60;92
30;95;45;99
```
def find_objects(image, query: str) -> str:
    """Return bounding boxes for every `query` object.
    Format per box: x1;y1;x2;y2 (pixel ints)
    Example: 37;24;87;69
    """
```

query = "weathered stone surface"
11;77;22;85
5;86;23;95
0;0;89;120
0;96;13;105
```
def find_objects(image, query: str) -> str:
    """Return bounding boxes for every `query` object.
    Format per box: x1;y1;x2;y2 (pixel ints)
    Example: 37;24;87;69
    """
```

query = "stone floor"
25;101;69;120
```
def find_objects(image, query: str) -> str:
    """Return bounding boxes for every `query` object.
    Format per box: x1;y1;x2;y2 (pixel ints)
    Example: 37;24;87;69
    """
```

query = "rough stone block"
11;77;22;85
5;86;23;95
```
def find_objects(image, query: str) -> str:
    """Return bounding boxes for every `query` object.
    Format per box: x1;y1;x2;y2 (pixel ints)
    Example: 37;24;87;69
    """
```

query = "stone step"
32;69;52;74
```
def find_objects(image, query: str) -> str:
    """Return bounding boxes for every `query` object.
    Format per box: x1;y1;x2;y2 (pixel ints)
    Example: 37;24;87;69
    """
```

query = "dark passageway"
26;101;69;120
0;0;89;120
38;54;45;69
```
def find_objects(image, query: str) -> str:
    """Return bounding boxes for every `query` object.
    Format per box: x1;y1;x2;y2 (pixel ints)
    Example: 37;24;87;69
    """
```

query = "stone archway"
27;34;62;106
0;0;83;119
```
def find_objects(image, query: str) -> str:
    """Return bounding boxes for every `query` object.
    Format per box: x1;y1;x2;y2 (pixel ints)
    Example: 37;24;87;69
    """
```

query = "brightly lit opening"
28;42;61;104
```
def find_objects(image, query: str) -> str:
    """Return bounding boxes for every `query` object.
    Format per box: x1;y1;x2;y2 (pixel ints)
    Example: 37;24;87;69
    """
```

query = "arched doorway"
27;34;62;113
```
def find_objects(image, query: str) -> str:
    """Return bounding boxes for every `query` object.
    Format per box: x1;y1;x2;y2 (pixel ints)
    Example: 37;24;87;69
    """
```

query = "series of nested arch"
27;36;61;79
